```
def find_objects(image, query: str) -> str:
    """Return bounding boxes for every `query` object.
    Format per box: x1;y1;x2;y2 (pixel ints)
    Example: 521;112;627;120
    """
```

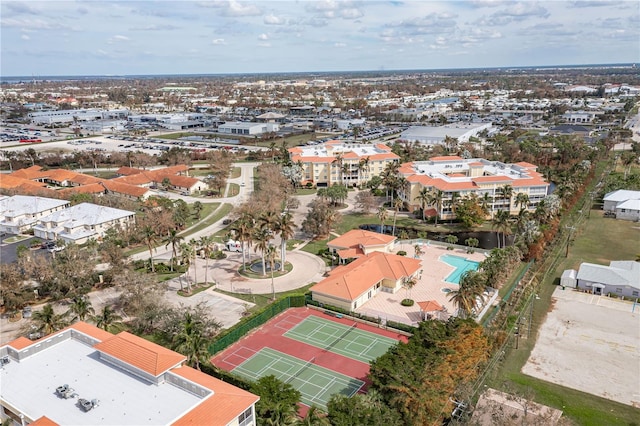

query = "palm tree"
498;184;514;213
93;305;123;332
449;192;460;223
402;276;417;301
377;206;389;234
198;235;215;285
265;244;278;300
180;242;195;293
492;210;511;248
163;229;184;272
66;295;95;323
392;197;403;236
427;190;444;226
253;228;271;276
448;270;486;318
31;304;68;335
232;214;254;271
172;312;208;371
332;153;344;186
188;239;199;286
515;192;530;211
415;187;430;222
276;212;295;272
141;224;158;273
296;405;330;426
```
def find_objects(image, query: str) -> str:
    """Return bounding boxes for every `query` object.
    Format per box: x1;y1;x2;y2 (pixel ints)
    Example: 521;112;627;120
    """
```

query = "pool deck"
354;243;487;326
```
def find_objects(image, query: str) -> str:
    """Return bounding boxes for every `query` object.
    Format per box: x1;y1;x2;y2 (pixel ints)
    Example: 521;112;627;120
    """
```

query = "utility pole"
565;226;576;257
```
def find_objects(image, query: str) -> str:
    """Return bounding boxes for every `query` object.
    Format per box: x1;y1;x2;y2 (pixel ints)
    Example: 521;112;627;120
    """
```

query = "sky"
1;0;639;77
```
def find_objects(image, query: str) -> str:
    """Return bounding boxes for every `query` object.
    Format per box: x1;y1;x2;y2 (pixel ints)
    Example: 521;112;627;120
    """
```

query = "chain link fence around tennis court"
209;295;305;354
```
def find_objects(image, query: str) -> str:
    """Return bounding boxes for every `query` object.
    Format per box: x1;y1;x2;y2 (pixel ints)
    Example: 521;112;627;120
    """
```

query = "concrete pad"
522;288;640;407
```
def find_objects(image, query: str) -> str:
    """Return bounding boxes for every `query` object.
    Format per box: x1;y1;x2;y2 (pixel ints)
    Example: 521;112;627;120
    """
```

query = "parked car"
47;245;65;253
222;219;232;225
41;241;56;249
22;306;32;319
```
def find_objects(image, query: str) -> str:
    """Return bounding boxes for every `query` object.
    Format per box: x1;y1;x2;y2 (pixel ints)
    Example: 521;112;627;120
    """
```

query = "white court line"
222;346;258;365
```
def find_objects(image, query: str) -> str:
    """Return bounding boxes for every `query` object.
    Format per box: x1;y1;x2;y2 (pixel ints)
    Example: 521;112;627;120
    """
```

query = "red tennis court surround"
211;307;408;392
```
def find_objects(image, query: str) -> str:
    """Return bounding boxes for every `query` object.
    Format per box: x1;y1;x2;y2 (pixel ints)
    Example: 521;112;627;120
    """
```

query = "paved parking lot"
522;288;640;407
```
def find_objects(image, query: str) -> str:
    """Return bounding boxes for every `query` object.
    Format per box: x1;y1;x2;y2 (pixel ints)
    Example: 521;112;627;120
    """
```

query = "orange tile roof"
417;300;444;312
468;162;484;167
337;247;365;259
311;252;421;301
0;174;47;189
102;180;150;197
164;174;201;189
171;366;259;426
515;161;537;169
58;183;105;196
93;331;186;377
68;174;103;185
473;175;514;183
116;166;145;176
70;321;114;341
9;165;43;179
29;416;59;426
7;336;34;350
328;229;396;250
41;169;79;182
431;179;476;191
115;172;154;185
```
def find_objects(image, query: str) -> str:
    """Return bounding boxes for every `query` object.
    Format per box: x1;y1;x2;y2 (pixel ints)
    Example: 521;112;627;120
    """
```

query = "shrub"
397;250;407;256
154;263;170;273
401;299;414;307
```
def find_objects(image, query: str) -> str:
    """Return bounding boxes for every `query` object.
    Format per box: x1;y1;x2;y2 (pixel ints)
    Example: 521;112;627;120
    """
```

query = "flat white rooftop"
297;143;387;158
0;337;202;425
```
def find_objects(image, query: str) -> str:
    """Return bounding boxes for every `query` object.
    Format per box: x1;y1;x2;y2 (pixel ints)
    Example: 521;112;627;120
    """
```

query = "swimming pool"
441;254;481;284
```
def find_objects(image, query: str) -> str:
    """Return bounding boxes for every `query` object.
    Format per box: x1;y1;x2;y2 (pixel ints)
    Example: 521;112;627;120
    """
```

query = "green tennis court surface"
232;347;364;410
283;316;398;363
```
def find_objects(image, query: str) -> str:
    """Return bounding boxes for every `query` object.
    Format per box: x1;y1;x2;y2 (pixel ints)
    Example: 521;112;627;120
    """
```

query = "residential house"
34;202;135;244
0;196;69;234
0;322;259;426
310;251;422;311
562;261;640;298
603;190;640;221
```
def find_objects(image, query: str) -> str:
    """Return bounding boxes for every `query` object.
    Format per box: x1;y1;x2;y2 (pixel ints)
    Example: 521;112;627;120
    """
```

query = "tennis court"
232;347;364;410
284;316;398;363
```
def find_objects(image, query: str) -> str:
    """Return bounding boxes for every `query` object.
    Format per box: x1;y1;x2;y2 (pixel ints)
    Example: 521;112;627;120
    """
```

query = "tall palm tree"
276;212;296;272
163;228;184;272
66;295;95;323
492;210;511;248
515;192;530;211
253;228;271;276
93;305;123;332
377;206;389;234
232;214;254;271
392;197;403;237
198;235;215;285
415;187;430;222
141;225;158;272
448;270;486;318
498;184;514;213
258;211;278;236
402;277;417;301
427;190;444;226
32;304;68;335
449;192;460;223
332;152;344;186
172;312;208;371
180;242;194;293
189;239;199;286
265;244;278;300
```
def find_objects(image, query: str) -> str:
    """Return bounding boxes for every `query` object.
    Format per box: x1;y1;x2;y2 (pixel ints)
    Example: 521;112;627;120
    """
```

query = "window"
632;291;638;297
368;291;372;299
238;407;254;426
616;288;622;293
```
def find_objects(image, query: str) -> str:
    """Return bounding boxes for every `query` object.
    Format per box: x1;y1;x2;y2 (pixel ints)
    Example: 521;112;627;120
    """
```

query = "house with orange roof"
288;141;399;187
328;229;396;262
0;322;259;426
399;156;550;219
310;251;422;311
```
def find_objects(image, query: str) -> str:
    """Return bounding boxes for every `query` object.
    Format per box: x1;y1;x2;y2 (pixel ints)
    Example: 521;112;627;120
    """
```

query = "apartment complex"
0;322;258;426
288;141;399;187
0;196;70;234
399;156;550;219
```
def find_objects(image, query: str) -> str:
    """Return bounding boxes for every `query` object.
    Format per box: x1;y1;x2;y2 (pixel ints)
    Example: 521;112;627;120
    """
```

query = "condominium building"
0;196;70;234
0;322;259;426
288;141;399;187
398;156;550;219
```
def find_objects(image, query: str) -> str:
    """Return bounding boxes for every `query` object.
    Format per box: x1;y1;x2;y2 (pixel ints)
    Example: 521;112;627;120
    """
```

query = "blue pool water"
441;254;481;284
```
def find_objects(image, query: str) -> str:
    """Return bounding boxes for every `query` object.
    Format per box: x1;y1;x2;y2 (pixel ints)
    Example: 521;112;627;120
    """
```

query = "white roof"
603;189;640;203
0;333;202;425
577;261;640;289
39;203;134;226
615;199;640;211
561;269;577;279
401;123;487;140
0;195;69;217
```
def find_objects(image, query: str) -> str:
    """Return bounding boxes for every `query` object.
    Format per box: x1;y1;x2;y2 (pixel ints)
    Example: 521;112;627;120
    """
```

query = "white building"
34;203;135;244
0;322;259;426
603;190;640;220
217;122;279;136
565;261;640;298
0;196;69;235
28;108;129;125
400;122;491;145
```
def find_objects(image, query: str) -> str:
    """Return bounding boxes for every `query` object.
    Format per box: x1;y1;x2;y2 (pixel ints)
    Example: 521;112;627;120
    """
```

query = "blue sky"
1;1;639;76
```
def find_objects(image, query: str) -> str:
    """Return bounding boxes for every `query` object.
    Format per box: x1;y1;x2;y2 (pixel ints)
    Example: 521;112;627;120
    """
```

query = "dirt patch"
522;288;640;407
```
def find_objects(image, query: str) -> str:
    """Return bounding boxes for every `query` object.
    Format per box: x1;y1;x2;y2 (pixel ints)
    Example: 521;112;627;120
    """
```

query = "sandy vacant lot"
522;288;640;407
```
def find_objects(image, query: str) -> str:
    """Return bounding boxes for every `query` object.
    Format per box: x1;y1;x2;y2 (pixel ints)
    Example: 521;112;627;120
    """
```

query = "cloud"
570;1;624;7
385;12;458;36
132;24;181;31
477;2;550;26
109;35;130;43
220;0;261;17
305;0;364;20
212;38;227;45
21;34;30;40
3;2;43;16
264;14;286;25
521;23;579;37
334;42;346;47
258;33;269;40
0;17;73;31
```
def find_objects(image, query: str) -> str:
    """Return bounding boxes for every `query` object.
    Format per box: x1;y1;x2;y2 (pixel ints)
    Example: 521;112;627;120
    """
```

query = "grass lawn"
299;238;332;259
184;203;217;229
227;183;239;197
215;282;316;311
487;209;640;425
294;188;317;195
230;167;241;179
185;203;233;235
237;261;293;279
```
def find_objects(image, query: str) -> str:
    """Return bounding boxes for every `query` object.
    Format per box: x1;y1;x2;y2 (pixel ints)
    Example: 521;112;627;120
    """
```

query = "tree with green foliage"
192;201;203;220
93;305;123;332
66;295;95;323
163;228;184;272
171;311;209;371
327;392;403;426
276;212;296;272
250;375;301;426
455;195;487;228
31;304;68;335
